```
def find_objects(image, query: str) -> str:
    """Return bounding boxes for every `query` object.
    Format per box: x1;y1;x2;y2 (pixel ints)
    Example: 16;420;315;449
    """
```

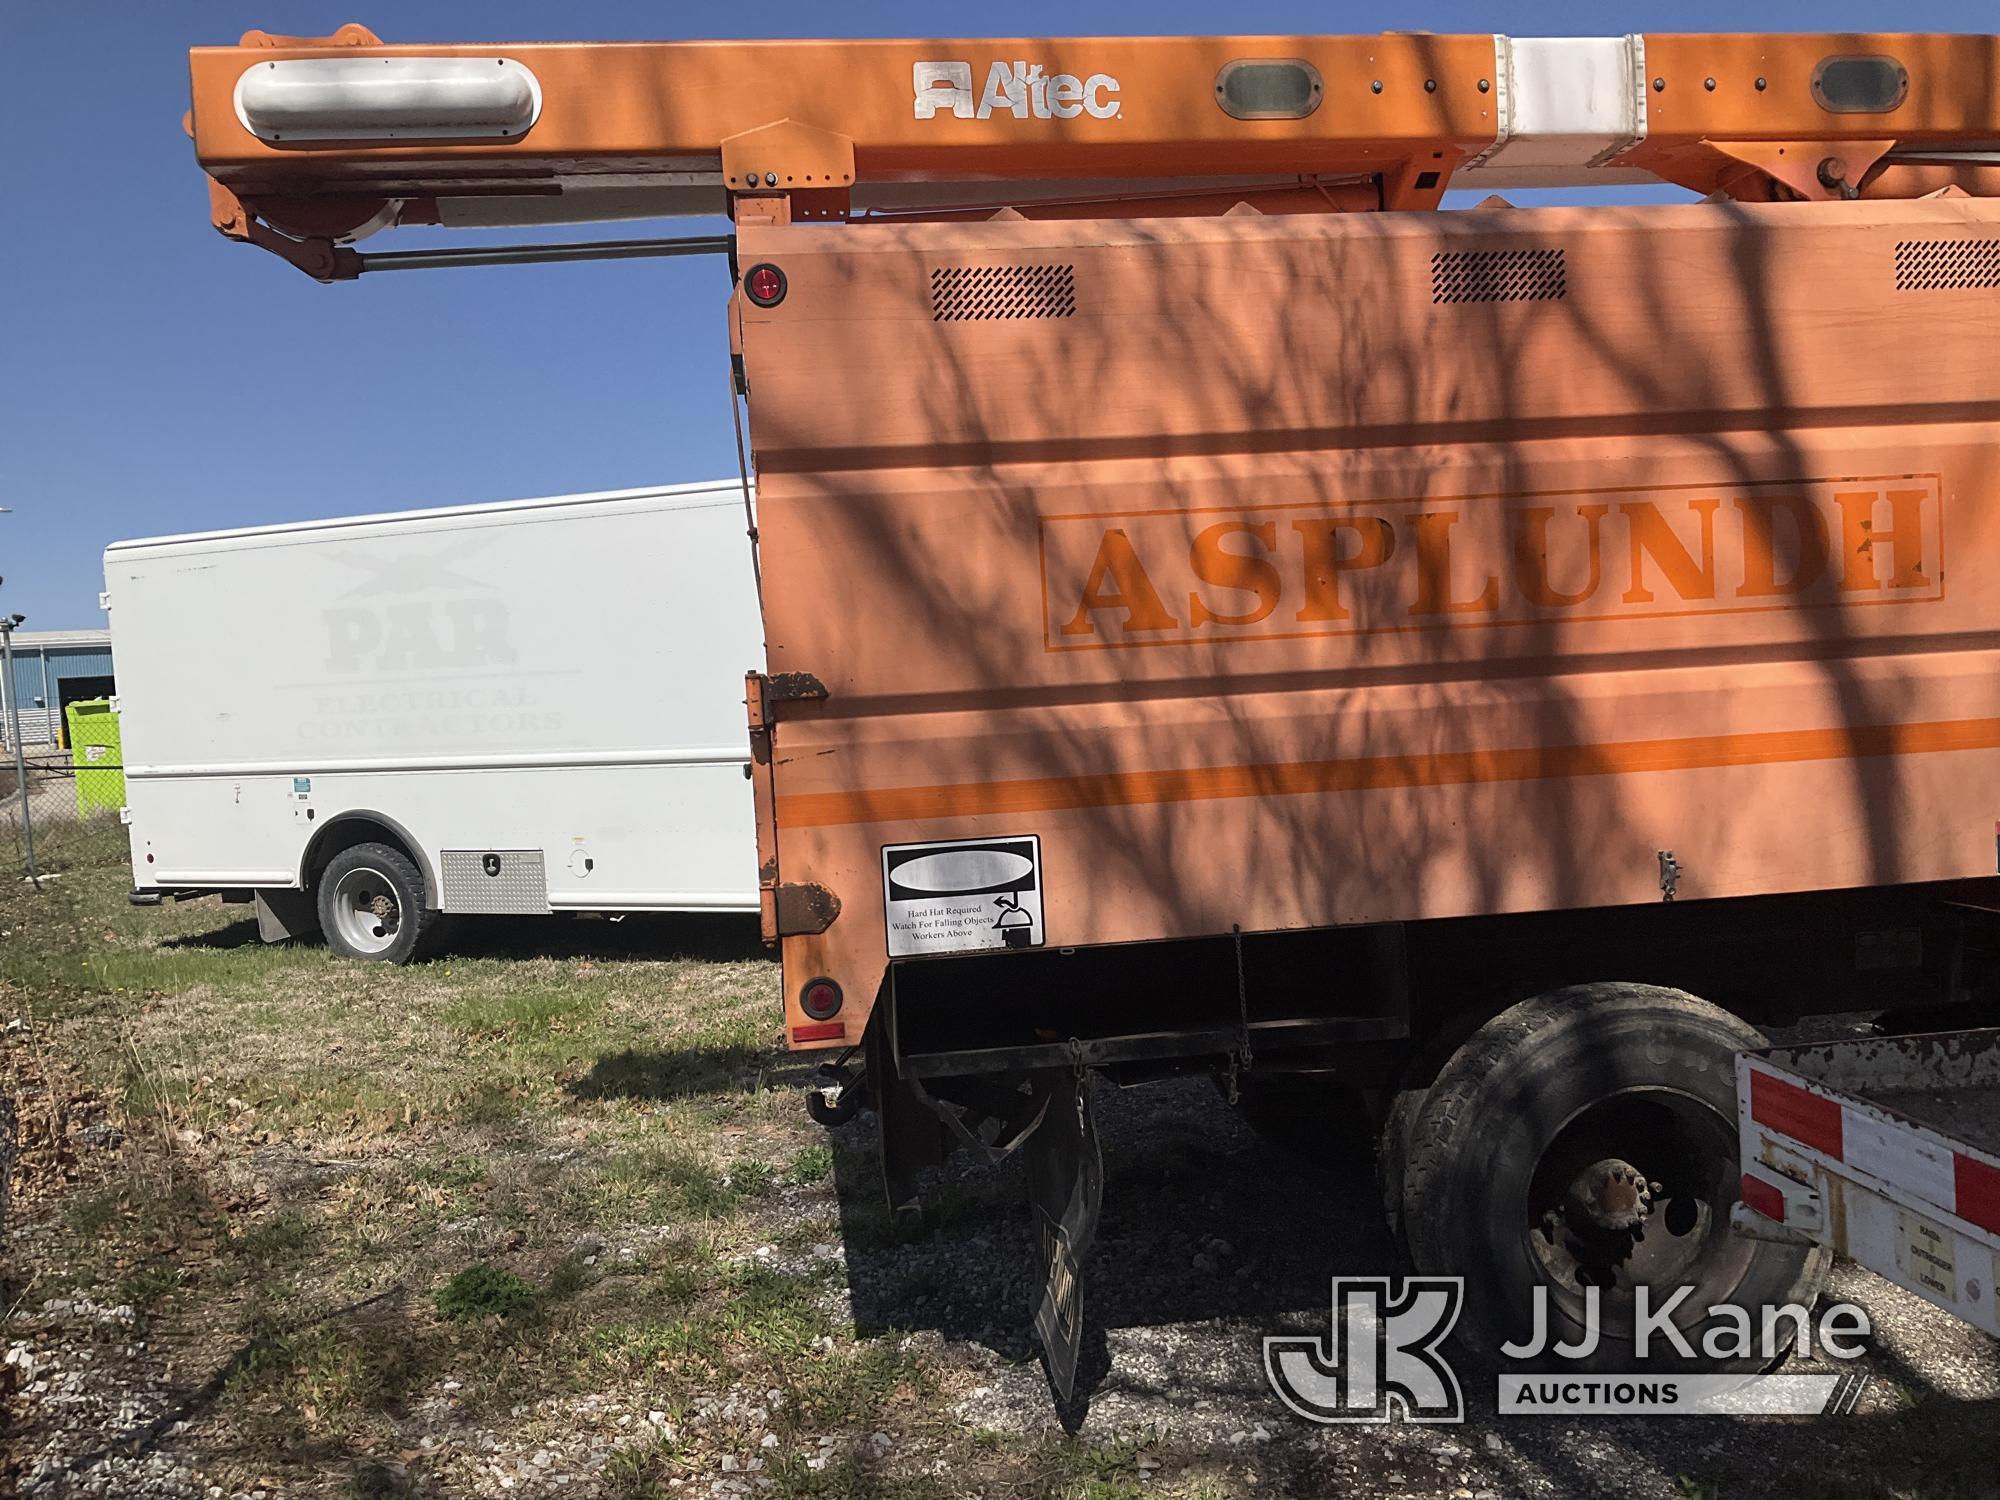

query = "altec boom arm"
189;28;2000;278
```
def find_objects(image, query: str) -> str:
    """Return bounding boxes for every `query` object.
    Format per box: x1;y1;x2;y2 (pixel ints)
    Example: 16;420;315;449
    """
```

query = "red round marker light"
799;976;843;1021
744;262;787;307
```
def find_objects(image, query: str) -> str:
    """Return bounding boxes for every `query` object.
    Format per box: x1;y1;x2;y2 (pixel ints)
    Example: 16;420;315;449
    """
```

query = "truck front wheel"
1398;983;1827;1372
317;842;438;964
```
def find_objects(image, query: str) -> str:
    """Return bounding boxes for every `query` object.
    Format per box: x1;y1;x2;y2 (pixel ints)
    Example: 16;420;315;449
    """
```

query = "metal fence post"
1;617;39;883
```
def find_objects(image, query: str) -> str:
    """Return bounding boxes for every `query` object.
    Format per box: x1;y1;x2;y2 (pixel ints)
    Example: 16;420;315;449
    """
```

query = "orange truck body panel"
176;27;2000;1051
743;196;2000;1047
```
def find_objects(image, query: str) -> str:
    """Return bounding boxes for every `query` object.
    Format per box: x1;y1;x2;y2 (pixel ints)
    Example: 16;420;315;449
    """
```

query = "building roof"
6;629;112;651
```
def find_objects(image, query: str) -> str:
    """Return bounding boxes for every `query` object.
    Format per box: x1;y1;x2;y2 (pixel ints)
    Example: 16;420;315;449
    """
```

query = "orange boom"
188;27;2000;1404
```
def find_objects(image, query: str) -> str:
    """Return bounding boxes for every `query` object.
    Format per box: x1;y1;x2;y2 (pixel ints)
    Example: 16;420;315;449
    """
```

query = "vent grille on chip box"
931;263;1078;321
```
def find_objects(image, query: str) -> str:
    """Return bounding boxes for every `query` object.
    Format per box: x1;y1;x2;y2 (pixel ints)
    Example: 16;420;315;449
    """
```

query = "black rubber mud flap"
1025;1065;1103;1406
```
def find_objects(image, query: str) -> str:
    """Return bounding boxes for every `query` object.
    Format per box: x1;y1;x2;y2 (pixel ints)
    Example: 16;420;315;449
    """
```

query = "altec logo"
914;61;1121;120
1040;477;1944;650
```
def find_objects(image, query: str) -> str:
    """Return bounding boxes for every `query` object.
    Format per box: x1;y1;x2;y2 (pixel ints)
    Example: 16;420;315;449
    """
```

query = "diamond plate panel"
440;849;550;914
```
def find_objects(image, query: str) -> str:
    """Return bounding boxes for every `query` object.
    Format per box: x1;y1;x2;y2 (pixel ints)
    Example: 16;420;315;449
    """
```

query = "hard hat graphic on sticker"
882;836;1044;957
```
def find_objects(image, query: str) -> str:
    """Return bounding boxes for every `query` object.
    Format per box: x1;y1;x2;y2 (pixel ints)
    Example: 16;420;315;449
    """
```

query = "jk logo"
1264;1277;1465;1424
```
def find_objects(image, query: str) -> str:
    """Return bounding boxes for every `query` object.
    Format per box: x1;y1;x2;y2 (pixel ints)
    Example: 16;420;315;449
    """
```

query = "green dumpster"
66;700;125;817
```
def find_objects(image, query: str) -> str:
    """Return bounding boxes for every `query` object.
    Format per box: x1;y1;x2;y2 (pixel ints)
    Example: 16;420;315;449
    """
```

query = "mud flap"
1025;1064;1103;1405
254;888;314;944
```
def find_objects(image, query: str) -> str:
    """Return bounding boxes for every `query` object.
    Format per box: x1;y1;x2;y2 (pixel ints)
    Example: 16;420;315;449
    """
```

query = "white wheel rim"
328;865;403;955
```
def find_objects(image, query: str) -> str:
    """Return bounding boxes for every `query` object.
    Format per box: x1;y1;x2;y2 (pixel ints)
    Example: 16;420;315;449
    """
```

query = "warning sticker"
881;835;1044;958
1896;1208;1958;1302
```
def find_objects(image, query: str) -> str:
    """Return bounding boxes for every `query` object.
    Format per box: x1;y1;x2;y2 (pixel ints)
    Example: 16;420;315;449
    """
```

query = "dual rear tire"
1235;986;1833;1371
1390;984;1827;1371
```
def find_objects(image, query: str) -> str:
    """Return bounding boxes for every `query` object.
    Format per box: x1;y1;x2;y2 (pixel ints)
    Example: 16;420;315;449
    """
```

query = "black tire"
1400;983;1828;1373
1375;1008;1495;1263
315;842;440;965
1376;1080;1426;1261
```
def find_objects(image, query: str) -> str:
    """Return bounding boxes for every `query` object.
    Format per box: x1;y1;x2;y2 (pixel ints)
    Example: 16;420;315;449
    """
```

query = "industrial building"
2;629;114;747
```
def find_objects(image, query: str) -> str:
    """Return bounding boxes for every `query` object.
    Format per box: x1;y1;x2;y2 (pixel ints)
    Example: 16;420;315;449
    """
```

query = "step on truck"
185;26;2000;1405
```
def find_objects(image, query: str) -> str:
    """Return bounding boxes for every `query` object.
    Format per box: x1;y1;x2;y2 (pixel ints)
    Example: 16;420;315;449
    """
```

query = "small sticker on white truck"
882;835;1044;957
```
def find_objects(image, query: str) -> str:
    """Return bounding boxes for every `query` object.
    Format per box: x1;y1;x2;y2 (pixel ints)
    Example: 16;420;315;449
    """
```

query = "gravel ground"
9;992;2000;1498
21;1070;1993;1499
835;1073;2000;1496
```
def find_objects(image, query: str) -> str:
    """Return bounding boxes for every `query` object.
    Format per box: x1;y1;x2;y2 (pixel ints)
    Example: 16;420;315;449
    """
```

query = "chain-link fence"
0;750;129;877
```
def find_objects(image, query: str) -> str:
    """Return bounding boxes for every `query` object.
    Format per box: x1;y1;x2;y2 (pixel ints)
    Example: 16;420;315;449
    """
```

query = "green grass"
0;832;1258;1499
436;1263;540;1321
731;1158;777;1197
790;1144;834;1185
582;1142;747;1224
1043;1432;1158;1500
442;986;605;1040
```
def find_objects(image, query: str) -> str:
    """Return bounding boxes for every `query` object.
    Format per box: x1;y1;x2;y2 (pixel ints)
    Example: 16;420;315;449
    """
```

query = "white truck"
104;480;764;961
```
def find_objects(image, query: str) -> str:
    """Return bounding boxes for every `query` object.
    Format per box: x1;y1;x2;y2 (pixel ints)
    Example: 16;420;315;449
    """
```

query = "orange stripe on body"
774;715;2000;829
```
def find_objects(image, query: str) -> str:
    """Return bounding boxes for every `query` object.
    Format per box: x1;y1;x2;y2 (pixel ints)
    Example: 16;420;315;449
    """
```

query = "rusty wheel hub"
1564;1157;1658;1232
1527;1092;1731;1306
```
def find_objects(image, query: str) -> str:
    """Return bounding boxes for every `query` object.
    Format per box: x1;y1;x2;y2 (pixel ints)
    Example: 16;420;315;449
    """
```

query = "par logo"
1265;1277;1465;1424
913;61;1121;120
319;543;518;675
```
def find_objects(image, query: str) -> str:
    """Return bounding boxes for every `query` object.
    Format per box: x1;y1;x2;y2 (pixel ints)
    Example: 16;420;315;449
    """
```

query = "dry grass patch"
2;845;1205;1498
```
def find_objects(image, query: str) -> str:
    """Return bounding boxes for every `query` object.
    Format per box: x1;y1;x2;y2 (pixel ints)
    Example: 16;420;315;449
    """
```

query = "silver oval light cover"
235;56;543;142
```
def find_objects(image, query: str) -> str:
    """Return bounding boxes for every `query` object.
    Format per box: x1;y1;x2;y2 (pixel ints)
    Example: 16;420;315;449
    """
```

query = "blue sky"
1;1;1990;628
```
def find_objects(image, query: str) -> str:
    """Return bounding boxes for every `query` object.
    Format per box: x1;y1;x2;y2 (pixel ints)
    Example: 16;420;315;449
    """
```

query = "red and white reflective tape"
1747;1065;2000;1237
1737;1169;1788;1223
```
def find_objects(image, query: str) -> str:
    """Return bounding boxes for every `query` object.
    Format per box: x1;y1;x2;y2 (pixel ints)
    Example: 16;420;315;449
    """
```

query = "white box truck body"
104;480;763;959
